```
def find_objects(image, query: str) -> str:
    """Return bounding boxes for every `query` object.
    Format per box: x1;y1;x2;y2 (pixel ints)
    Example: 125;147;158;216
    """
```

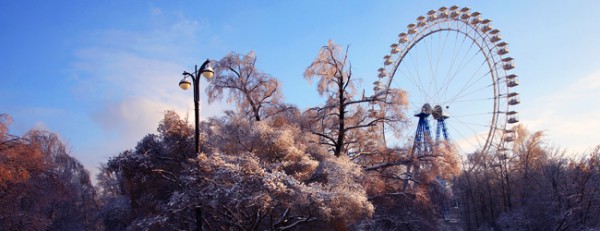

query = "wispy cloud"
68;7;227;180
522;70;600;155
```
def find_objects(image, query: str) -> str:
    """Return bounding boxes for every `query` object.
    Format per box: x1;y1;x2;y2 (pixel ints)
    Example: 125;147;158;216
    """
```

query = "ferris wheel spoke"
453;97;494;104
450;119;492;141
445;82;493;105
435;30;452;89
448;123;481;151
450;83;493;102
443;63;492;105
436;30;464;101
425;33;436;96
451;117;491;128
443;30;470;84
442;42;483;97
451;112;494;118
410;44;428;102
433;30;453;102
428;30;444;99
435;27;451;78
395;68;430;104
406;47;429;101
437;33;480;102
403;51;434;102
449;119;490;148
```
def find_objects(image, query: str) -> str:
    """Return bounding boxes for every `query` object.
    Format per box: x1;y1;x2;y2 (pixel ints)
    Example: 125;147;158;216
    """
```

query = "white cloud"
521;70;600;155
92;97;169;139
68;7;228;182
31;121;50;131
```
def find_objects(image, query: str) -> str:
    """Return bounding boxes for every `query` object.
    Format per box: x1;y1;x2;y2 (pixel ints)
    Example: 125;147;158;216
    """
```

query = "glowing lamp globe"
179;78;192;90
202;65;214;79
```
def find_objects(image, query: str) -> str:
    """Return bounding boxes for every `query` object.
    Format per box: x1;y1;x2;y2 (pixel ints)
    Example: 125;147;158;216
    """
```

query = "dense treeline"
2;41;600;230
455;127;600;230
0;114;100;230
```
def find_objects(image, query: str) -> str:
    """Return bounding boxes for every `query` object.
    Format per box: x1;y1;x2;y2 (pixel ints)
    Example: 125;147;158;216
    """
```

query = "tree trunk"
334;76;345;157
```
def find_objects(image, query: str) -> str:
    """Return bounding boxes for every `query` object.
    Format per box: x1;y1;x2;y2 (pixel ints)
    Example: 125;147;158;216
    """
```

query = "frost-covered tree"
304;40;408;157
193;112;374;229
454;125;600;230
353;141;460;230
207;51;285;122
0;115;100;230
97;111;197;230
98;110;374;230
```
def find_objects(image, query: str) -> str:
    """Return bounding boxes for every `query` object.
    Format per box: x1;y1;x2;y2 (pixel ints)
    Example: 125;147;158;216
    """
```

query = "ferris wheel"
374;6;520;157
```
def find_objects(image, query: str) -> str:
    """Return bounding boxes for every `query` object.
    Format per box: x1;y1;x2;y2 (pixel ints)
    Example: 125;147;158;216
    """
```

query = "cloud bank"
522;70;600;155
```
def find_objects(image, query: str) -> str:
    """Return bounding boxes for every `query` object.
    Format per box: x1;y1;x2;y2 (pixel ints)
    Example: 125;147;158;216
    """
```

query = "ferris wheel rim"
376;6;519;156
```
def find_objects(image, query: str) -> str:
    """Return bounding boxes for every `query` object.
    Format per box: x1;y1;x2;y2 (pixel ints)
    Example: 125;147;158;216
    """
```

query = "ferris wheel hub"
414;103;433;117
432;105;450;121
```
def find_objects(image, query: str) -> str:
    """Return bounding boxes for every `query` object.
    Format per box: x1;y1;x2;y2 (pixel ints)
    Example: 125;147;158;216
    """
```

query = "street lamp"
179;59;214;156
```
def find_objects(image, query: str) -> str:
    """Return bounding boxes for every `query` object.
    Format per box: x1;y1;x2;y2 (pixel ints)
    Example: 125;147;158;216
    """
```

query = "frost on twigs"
304;40;408;158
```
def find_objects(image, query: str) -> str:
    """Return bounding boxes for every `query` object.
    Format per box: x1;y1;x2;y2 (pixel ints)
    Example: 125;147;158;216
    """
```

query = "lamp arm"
198;59;211;72
182;72;197;82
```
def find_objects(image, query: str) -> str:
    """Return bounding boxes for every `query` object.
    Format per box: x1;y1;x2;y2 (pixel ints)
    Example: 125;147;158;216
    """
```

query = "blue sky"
2;1;600;178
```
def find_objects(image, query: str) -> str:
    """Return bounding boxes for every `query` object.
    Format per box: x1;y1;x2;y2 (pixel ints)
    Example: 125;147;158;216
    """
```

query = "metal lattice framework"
374;6;520;157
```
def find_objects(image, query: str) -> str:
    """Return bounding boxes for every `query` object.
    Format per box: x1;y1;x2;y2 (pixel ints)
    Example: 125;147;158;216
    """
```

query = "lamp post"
179;59;214;156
